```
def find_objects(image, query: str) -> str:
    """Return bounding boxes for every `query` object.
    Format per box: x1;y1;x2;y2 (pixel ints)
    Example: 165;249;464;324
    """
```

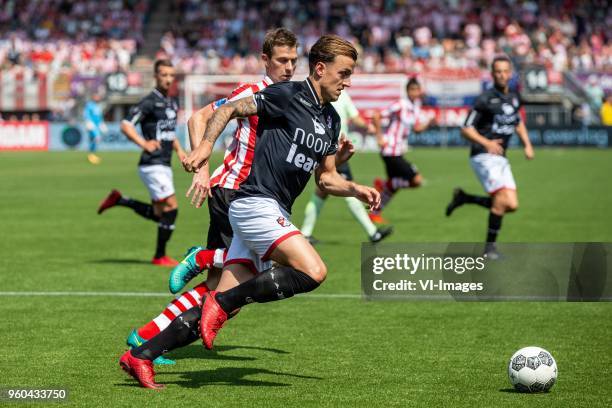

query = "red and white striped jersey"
209;76;272;189
380;98;422;157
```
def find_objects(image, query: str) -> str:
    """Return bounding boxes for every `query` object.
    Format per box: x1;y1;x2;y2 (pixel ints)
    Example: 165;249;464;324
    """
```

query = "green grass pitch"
0;149;610;407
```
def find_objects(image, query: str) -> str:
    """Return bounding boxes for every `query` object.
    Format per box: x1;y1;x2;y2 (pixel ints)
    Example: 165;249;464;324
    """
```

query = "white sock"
345;196;377;237
301;194;325;237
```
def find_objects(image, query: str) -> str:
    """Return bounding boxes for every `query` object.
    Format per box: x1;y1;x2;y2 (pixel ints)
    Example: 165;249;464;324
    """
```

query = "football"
508;346;558;392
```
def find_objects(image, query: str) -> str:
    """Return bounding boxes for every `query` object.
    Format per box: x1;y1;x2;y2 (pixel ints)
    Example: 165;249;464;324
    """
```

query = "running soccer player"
369;77;435;223
97;59;186;266
445;55;534;258
166;28;301;295
300;90;393;244
119;35;380;389
123;28;300;366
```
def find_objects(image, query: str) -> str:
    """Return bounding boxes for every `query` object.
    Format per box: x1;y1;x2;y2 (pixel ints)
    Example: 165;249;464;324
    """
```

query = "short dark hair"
491;54;512;71
308;35;358;75
407;77;421;88
154;59;173;73
262;28;298;58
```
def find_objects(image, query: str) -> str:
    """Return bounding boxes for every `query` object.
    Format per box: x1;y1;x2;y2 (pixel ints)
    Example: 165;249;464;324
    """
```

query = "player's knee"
302;260;327;284
409;174;422;188
506;199;519;212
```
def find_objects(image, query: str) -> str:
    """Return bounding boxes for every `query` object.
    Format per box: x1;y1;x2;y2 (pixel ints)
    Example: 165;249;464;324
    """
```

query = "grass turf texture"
0;149;610;407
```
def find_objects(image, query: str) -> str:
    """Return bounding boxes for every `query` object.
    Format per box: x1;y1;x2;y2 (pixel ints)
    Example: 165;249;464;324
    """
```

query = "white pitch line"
0;291;362;299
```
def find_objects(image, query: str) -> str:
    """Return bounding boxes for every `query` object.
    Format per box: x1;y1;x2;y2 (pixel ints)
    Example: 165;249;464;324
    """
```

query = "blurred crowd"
0;0;609;76
0;0;148;74
160;0;611;75
0;0;611;125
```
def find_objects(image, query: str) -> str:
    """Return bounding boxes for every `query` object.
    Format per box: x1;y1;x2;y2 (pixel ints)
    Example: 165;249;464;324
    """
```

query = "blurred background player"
370;78;436;223
300;90;393;244
97;59;186;266
83;92;107;165
123;28;300;366
445;55;534;258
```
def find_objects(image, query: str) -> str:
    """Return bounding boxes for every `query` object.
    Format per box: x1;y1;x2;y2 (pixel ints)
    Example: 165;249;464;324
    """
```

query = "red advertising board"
0;122;49;151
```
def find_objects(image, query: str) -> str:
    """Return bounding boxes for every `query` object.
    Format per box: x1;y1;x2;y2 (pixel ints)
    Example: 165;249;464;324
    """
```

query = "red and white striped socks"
137;282;210;340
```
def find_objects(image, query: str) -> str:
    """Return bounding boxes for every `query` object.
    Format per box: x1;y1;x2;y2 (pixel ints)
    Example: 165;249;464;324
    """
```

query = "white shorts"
225;197;301;274
469;153;516;195
138;165;175;201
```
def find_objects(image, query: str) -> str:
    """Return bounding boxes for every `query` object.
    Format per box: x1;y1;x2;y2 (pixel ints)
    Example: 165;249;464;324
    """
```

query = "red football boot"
368;213;388;224
199;291;228;350
119;350;165;389
151;256;179;267
97;189;122;214
373;177;386;193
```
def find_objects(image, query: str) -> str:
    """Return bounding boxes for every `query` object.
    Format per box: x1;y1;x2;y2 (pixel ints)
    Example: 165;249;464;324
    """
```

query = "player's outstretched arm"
461;126;504;155
183;96;257;173
316;155;381;210
515;121;534;160
120;120;160;153
185;104;215;207
187;103;214;150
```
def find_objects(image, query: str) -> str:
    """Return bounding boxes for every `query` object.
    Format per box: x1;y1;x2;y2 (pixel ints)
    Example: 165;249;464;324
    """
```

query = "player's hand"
354;184;381;212
336;134;355;165
143;140;161;153
376;137;387;149
186;169;212;208
182;143;212;173
486;139;504;155
524;145;535;160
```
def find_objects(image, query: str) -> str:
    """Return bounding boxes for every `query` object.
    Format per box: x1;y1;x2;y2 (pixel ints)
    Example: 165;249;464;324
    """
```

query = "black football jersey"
233;79;340;214
125;88;179;166
464;87;522;157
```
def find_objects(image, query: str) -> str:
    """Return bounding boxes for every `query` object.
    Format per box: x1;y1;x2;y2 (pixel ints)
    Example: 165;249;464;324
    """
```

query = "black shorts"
206;186;234;249
382;155;419;182
336;162;353;181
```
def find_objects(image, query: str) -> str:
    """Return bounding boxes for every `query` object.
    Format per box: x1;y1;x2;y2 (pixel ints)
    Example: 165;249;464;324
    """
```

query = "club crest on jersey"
312;118;325;135
165;108;177;120
277;217;291;227
501;103;515;115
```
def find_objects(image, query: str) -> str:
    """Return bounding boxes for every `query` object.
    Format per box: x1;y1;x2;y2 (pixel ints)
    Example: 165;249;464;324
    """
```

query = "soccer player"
369;78;435;223
123;28;300;366
445;55;534;258
119;35;380;389
83;92;107;164
300;90;393;244
97;60;186;266
166;28;301;295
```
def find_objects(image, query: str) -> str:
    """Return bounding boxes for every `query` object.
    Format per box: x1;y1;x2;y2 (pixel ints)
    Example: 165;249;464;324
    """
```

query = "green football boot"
126;329;175;365
168;246;205;294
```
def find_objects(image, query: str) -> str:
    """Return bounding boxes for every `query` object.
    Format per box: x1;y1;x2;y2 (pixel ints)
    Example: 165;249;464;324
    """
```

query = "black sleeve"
125;97;153;125
463;94;487;128
253;82;294;119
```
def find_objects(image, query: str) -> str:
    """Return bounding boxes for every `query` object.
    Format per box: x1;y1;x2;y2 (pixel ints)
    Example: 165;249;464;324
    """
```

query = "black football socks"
462;192;492;209
132;306;200;361
215;266;320;313
487;212;503;243
118;197;160;221
155;209;178;258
